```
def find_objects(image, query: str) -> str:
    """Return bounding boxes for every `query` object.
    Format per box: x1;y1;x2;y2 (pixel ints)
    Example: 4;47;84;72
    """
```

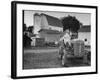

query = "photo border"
11;1;98;79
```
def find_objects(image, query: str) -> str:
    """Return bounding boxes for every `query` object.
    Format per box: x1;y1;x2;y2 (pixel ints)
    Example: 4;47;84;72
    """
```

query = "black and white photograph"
11;1;97;79
23;10;91;69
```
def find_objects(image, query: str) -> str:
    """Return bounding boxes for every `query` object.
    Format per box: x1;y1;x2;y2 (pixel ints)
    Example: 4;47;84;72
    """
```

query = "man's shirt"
59;32;71;46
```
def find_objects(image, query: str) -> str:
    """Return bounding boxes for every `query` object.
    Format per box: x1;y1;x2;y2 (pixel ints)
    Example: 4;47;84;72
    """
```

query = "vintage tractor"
58;40;90;67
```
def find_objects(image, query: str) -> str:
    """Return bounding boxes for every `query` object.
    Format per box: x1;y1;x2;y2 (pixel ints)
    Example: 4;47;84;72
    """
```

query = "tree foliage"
23;24;27;32
61;15;81;32
28;26;34;33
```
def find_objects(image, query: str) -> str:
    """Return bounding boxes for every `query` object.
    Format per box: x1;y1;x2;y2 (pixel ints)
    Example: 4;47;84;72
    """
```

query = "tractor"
58;40;90;67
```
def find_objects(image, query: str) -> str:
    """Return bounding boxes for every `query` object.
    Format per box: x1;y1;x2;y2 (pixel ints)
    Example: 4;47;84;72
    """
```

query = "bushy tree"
61;15;81;32
28;26;34;33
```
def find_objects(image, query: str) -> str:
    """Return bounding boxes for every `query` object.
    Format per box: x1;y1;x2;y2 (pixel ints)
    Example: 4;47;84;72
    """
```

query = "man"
58;29;72;66
59;29;71;45
59;29;71;55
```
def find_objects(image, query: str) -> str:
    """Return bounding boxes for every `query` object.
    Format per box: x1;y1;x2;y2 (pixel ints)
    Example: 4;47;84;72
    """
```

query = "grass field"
23;47;91;69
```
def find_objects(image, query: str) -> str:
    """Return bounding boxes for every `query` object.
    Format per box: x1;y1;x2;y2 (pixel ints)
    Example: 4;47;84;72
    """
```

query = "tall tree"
61;15;81;32
23;24;27;32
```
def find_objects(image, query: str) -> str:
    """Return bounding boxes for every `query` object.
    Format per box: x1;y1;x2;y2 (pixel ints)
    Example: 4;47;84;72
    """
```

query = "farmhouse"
78;25;91;46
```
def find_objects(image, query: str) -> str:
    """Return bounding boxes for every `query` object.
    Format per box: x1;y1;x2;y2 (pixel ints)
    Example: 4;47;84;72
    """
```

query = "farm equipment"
58;40;90;67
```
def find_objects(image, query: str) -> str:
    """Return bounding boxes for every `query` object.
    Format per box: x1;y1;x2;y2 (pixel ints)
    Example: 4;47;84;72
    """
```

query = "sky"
24;10;91;27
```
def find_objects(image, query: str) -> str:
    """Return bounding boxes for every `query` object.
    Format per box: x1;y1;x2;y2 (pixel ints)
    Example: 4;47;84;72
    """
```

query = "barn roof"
78;25;91;32
38;29;63;34
41;13;63;28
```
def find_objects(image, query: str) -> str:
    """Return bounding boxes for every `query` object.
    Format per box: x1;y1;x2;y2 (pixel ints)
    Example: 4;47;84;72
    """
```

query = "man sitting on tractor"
58;29;89;66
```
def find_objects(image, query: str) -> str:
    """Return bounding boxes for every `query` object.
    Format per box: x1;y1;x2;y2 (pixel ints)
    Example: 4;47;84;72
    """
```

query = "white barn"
33;13;63;43
34;13;63;34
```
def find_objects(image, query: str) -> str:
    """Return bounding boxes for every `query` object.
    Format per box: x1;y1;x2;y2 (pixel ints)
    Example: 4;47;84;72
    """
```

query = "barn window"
84;39;87;42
